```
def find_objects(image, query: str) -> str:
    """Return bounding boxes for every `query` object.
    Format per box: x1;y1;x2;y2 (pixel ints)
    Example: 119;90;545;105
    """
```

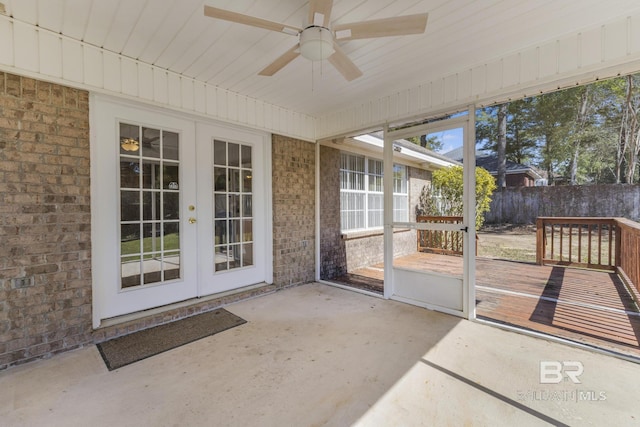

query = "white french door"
91;97;270;325
195;123;268;296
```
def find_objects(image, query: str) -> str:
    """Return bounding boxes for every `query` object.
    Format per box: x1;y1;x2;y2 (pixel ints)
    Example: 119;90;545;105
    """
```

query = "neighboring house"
445;148;545;187
0;1;639;370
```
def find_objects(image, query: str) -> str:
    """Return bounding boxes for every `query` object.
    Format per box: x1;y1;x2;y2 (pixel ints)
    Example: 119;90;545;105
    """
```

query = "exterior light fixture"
299;26;334;61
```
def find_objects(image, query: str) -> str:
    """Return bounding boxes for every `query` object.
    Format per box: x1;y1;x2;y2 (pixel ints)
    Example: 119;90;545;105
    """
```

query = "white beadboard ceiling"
3;0;640;117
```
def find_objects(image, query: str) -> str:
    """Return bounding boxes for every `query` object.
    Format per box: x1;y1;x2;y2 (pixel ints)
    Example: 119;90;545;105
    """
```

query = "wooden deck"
333;252;640;358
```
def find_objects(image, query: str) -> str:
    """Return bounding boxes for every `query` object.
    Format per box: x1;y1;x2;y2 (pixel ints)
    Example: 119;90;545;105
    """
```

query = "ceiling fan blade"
333;13;428;41
258;44;301;76
204;5;301;35
328;43;362;81
308;0;333;27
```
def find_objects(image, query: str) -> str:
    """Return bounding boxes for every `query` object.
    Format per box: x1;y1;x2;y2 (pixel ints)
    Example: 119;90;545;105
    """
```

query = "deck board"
332;253;640;358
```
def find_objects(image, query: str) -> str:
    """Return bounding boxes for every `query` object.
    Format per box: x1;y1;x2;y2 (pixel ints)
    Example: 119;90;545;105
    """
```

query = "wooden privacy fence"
417;216;464;255
536;217;640;294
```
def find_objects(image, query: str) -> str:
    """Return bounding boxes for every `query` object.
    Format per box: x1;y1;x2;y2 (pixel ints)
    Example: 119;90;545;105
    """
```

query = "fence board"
486;185;640;224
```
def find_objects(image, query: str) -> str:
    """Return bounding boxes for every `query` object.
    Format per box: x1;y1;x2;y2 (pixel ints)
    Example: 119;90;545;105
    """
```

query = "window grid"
340;153;408;232
119;123;181;289
213;140;254;273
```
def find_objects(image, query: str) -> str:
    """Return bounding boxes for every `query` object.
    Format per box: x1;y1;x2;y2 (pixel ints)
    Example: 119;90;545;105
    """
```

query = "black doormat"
97;308;246;371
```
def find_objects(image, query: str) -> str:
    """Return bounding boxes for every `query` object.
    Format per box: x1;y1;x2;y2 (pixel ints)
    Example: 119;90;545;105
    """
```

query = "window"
340;153;408;231
119;123;181;288
213;140;254;272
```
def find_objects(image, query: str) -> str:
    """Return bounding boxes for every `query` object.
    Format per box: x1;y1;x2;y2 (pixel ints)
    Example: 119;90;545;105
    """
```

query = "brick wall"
319;146;346;279
343;230;416;272
319;146;432;277
272;135;316;286
0;73;92;369
0;76;320;369
409;167;432;221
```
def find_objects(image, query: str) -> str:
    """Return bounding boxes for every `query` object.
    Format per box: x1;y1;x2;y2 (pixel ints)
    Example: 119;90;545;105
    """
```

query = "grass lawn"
121;232;180;256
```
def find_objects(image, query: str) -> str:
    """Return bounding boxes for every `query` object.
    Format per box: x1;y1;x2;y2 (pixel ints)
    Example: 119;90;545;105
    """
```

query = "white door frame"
90;95;272;327
383;106;477;319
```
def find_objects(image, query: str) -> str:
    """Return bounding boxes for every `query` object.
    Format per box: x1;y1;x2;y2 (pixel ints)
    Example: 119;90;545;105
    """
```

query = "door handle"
188;217;197;224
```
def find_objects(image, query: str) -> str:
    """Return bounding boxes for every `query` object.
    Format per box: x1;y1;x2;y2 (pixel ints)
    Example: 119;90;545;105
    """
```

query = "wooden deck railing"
616;218;640;294
536;216;640;294
417;216;464;255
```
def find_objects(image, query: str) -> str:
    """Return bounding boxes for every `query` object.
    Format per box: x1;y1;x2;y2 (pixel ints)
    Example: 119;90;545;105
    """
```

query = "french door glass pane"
164;192;179;220
243;243;253;267
243;195;252;217
214;167;226;191
164;251;181;280
119;122;181;288
120;159;140;189
163;131;179;160
229;169;240;192
214;195;227;218
241;145;252;168
215;246;228;272
214;140;227;165
213;140;254;272
215;220;227;245
142;161;161;189
141;127;161;158
228;143;240;167
120;191;139;222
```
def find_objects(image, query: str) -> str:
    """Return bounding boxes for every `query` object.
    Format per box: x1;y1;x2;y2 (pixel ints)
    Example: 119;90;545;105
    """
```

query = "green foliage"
406;134;444;151
475;72;640;185
418;166;496;230
476;99;538;164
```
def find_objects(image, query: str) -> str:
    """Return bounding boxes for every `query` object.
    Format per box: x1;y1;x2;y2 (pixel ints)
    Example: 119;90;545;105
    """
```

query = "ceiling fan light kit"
204;1;428;81
300;27;335;61
120;138;140;152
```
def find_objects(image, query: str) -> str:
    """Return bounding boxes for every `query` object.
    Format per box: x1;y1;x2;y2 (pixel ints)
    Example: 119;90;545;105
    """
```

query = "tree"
476;100;538;166
496;103;507;189
406;134;443;151
620;75;640;183
417;166;497;230
476;72;640;185
568;85;590;185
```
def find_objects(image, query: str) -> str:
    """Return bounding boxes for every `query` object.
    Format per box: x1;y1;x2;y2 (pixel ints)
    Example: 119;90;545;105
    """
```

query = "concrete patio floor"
1;283;638;426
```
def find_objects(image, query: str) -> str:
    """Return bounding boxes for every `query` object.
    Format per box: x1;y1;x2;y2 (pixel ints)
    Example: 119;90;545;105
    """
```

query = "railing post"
536;217;544;265
615;219;622;268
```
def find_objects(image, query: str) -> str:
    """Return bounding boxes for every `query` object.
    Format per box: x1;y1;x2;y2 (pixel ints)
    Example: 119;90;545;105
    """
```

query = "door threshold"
94;283;275;337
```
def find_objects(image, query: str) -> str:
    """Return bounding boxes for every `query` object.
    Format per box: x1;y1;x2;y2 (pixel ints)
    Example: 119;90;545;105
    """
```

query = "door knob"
188;217;197;224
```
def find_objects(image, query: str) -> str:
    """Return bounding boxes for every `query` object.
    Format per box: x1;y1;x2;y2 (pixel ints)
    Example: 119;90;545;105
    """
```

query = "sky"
427;127;464;154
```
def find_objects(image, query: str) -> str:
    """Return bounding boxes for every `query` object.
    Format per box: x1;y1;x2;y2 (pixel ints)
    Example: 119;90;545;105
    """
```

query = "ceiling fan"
204;1;428;81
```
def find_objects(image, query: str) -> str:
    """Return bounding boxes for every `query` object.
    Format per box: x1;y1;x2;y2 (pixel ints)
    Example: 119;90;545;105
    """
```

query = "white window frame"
340;152;408;232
